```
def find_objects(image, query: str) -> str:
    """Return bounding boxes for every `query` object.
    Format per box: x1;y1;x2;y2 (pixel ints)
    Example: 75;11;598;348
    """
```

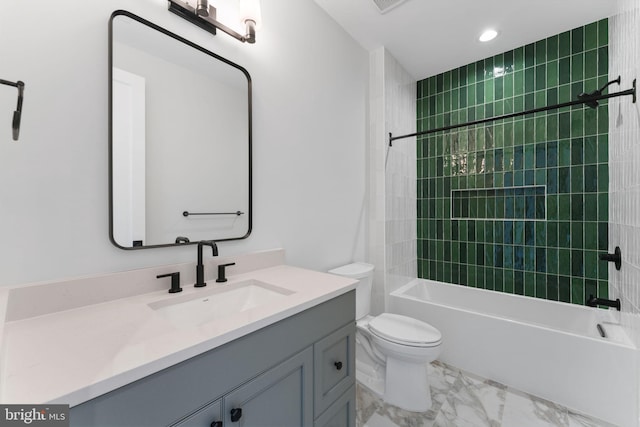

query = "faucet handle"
216;263;236;283
157;272;182;293
599;246;621;270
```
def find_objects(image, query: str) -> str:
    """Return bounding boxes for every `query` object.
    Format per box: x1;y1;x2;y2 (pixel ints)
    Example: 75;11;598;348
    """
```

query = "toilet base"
356;328;435;413
384;357;432;412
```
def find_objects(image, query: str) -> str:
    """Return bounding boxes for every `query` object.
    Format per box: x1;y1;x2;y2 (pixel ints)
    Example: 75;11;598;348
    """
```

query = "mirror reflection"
109;11;251;249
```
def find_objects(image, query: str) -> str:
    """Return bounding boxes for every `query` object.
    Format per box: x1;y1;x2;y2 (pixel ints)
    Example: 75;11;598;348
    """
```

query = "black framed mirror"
109;10;252;249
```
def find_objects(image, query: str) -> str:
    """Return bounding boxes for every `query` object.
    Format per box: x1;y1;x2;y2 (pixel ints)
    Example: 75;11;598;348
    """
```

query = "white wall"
0;0;368;286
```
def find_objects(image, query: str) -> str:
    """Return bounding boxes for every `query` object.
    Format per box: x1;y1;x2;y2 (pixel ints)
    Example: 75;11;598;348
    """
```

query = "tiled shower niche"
416;20;609;304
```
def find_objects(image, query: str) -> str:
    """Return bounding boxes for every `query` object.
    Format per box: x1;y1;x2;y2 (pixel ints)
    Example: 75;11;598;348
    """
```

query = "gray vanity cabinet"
222;347;313;426
313;323;355;417
172;399;222;426
70;291;355;427
173;348;313;427
314;385;356;427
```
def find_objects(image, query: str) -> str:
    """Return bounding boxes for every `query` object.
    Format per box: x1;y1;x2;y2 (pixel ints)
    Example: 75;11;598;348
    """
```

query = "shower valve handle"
599;246;621;270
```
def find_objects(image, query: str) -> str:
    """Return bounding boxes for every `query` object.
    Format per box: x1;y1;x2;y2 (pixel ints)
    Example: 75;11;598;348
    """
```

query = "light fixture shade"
479;29;498;42
239;0;262;28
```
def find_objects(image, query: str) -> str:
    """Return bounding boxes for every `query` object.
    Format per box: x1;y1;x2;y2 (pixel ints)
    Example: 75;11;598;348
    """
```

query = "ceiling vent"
371;0;409;14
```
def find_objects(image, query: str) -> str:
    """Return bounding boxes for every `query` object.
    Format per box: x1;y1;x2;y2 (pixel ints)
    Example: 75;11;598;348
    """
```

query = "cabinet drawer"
313;323;355;417
171;399;222;427
314;385;356;427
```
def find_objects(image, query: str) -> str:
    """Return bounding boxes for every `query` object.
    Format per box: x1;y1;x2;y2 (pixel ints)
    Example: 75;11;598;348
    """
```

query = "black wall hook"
0;78;25;141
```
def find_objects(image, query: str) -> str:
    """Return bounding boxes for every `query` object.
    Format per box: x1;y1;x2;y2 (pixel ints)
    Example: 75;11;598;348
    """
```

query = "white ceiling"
314;0;617;81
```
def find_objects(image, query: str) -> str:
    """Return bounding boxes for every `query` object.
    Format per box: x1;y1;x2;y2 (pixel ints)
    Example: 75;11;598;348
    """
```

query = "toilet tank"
328;262;374;320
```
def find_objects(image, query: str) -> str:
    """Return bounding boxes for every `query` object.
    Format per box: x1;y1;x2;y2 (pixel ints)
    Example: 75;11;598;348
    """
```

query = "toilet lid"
369;313;442;346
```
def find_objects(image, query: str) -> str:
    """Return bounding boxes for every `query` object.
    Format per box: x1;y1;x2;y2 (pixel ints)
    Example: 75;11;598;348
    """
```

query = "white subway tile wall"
609;0;640;348
369;47;417;314
383;51;418;302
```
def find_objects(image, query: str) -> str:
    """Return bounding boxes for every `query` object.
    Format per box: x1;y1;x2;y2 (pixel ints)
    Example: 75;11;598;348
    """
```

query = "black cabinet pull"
210;422;222;427
230;408;242;422
334;361;343;370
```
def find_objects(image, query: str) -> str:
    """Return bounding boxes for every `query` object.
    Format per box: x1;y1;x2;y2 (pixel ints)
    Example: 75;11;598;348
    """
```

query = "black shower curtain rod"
388;76;636;147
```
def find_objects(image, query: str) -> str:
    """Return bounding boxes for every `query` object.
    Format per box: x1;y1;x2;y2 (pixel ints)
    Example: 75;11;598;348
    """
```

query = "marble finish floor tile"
500;389;569;427
356;361;615;427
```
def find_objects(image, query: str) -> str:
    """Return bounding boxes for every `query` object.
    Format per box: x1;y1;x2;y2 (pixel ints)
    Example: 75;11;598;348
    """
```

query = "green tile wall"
416;20;609;304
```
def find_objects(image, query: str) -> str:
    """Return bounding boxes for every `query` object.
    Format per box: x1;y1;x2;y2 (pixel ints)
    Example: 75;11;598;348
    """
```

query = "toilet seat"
369;313;441;347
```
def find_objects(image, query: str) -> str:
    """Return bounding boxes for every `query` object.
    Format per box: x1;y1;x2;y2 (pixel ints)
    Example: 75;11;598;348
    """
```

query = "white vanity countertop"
0;264;356;406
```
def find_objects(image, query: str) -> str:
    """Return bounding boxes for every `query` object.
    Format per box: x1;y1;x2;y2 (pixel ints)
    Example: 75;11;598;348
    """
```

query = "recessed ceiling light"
479;29;498;42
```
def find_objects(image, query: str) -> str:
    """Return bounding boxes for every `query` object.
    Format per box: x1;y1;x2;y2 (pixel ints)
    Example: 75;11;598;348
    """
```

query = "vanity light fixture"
478;29;498;42
168;0;262;44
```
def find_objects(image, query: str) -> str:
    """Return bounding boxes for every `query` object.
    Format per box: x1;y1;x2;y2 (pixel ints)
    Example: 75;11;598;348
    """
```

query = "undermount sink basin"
149;280;294;327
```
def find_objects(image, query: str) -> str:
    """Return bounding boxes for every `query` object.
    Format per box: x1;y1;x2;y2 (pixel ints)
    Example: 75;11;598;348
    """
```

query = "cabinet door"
223;347;313;427
314;385;355;427
171;399;222;427
314;323;355;417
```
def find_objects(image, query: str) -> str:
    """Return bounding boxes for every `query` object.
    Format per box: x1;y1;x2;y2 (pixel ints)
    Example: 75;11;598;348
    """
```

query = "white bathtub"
389;279;638;427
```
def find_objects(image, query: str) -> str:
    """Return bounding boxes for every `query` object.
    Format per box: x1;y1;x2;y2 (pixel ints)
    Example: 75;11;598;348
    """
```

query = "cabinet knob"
210;422;222;427
230;408;242;422
334;361;343;370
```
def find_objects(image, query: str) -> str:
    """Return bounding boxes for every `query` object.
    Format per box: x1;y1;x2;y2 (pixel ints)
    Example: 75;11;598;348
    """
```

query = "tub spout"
586;295;621;311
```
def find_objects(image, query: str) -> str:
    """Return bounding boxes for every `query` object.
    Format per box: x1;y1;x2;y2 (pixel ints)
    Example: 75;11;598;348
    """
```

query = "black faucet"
586;294;621;311
195;240;218;287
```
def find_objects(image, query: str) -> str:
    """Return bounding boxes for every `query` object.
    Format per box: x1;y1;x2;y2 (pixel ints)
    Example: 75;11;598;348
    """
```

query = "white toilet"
329;262;442;412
